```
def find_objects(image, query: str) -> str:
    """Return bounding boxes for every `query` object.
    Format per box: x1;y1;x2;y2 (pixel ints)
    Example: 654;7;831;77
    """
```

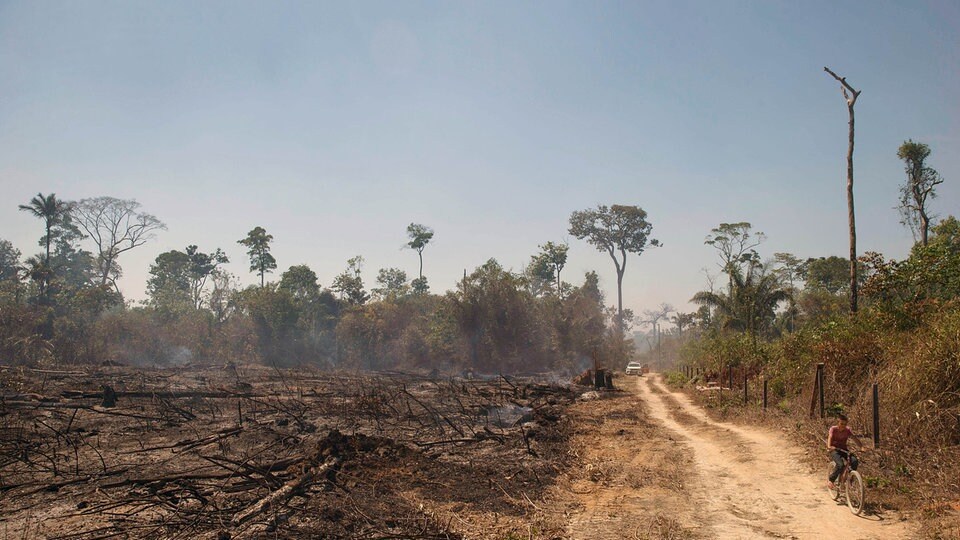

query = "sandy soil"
553;379;700;539
558;374;918;540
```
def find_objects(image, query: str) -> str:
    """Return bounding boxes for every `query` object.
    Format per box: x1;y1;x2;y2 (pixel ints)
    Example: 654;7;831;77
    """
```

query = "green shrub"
825;402;845;417
776;399;791;415
864;476;890;489
664;371;688;387
770;378;787;399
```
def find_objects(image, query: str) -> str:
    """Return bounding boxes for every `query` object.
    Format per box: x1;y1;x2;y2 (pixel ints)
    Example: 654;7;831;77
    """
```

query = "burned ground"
0;364;579;539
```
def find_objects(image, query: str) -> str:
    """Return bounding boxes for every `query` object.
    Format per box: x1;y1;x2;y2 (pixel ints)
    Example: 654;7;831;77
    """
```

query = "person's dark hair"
837;413;848;422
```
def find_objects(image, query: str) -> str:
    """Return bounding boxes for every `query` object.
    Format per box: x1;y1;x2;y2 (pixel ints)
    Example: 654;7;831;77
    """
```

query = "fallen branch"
61;389;256;399
1;468;129;496
1;401;168;421
1;393;60;402
231;456;340;527
117;427;242;454
416;437;484;448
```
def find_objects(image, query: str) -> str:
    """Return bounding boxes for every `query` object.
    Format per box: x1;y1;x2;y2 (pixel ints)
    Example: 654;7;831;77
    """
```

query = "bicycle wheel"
845;470;865;515
827;467;841;500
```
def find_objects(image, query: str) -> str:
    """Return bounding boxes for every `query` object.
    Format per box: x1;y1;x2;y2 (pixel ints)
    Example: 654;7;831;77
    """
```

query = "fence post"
763;378;768;410
872;383;880;448
817;363;825;418
728;366;734;391
743;370;748;405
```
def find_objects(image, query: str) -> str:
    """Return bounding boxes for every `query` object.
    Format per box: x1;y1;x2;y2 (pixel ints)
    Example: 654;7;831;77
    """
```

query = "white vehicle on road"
625;361;644;375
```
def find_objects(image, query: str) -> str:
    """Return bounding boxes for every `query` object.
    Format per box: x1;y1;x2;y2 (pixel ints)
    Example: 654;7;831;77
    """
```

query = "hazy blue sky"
1;1;957;319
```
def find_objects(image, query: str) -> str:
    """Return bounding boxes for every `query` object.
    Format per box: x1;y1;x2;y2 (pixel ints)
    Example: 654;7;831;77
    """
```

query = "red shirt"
829;425;853;451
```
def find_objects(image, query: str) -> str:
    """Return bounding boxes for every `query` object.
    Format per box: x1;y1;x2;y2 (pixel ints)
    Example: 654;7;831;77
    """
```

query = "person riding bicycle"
827;413;864;489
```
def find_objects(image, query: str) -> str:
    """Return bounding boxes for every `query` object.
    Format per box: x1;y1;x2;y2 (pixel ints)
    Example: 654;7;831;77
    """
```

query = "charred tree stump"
101;385;117;408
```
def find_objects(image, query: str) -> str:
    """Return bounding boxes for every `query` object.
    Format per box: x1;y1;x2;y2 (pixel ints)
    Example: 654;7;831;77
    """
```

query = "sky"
1;1;958;320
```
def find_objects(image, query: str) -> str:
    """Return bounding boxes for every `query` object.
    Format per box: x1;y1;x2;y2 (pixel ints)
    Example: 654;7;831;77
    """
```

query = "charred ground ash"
0;363;586;539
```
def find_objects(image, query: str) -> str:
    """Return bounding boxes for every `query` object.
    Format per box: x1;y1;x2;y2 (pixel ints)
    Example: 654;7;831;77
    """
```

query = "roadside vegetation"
637;140;958;536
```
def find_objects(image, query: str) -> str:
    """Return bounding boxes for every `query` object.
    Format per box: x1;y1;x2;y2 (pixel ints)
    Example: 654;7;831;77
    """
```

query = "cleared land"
0;366;924;539
0;364;574;539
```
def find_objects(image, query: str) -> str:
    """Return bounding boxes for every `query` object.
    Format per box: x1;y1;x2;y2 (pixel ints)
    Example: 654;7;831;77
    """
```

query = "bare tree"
824;67;862;313
772;252;805;333
72;197;166;289
642;303;673;369
642;303;674;329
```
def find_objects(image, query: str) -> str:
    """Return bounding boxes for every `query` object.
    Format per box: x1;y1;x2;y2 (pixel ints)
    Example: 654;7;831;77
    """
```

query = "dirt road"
559;374;916;539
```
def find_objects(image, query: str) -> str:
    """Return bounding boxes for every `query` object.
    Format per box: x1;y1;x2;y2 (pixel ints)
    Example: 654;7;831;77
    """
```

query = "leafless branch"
823;66;861;105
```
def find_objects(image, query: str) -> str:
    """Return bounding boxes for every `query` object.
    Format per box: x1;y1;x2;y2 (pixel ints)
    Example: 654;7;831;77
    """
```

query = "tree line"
637;138;950;357
1;197;662;374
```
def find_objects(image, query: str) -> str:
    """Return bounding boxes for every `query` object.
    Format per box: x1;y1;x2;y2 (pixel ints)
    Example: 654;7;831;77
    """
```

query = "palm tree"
22;255;52;300
18;193;69;267
670;312;696;337
692;264;790;339
19;193;69;303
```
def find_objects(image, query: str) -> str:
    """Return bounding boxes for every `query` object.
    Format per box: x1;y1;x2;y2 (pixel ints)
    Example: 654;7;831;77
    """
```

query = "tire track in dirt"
638;374;915;540
556;384;703;539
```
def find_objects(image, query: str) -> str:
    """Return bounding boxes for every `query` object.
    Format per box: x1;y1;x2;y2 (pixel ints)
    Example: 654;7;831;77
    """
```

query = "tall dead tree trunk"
824;67;861;313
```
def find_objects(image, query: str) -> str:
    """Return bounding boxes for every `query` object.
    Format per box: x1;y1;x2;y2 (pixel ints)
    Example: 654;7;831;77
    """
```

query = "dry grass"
672;375;960;538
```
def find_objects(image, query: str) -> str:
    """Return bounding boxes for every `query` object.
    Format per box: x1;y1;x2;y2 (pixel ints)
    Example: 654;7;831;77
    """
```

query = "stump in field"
101;385;117;408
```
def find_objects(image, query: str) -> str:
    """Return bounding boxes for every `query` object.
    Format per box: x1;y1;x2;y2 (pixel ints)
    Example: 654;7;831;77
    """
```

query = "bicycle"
827;448;865;515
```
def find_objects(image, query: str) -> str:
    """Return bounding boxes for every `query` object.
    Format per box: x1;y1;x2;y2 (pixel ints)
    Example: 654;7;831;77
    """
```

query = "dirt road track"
639;374;915;539
563;374;916;539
